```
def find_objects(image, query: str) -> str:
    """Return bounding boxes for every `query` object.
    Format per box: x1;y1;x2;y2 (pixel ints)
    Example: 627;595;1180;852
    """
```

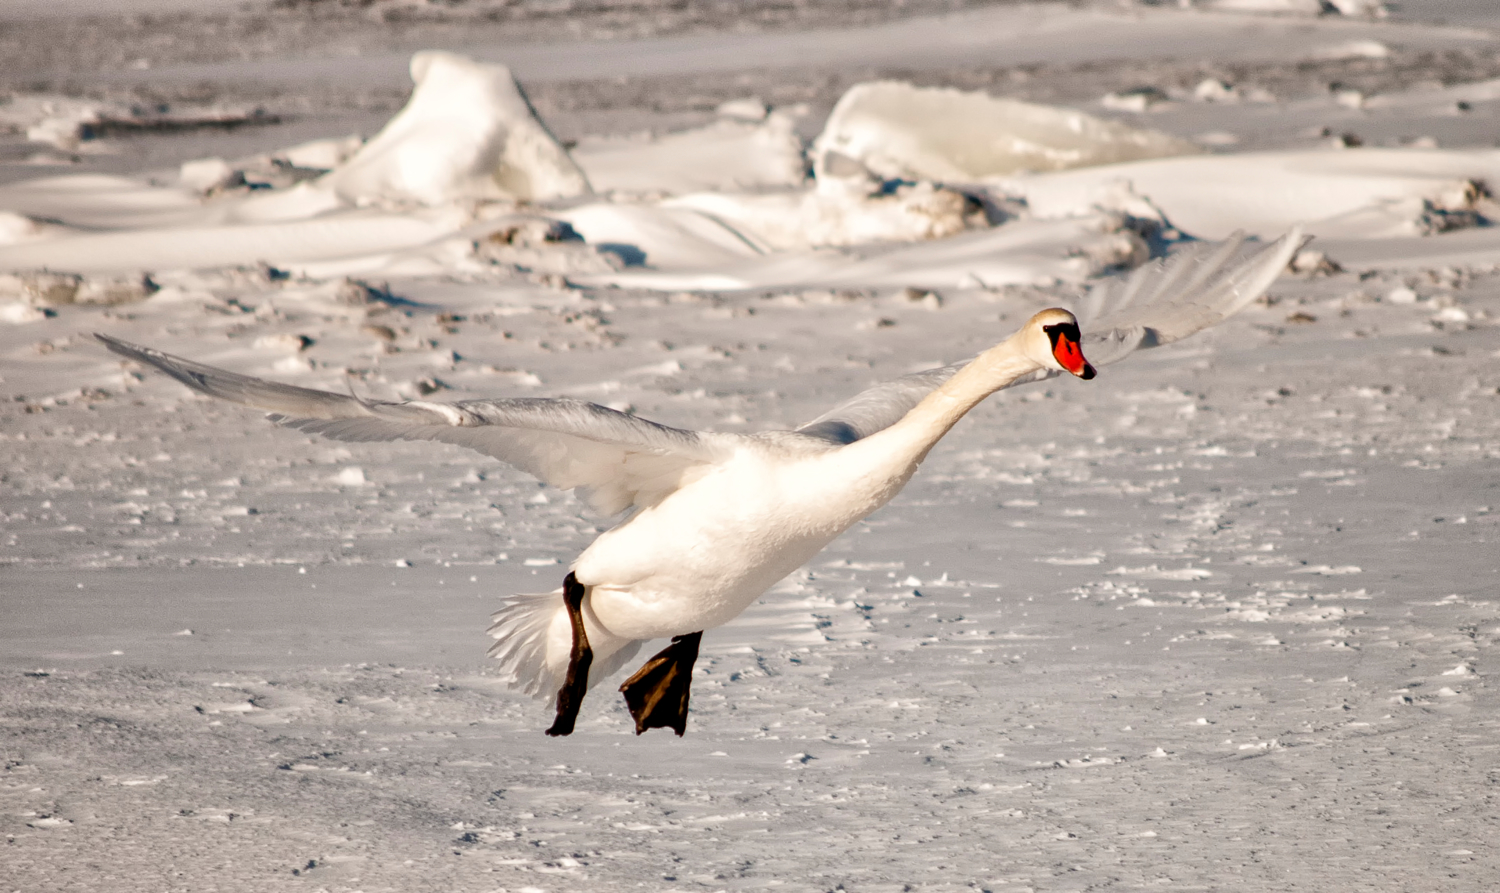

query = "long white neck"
839;330;1045;491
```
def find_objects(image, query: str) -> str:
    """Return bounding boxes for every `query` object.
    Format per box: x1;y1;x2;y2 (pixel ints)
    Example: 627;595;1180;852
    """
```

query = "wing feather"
797;229;1303;445
96;334;726;515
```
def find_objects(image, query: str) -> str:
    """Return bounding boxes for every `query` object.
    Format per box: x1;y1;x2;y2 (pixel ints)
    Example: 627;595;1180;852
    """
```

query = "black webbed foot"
619;631;703;736
545;573;591;737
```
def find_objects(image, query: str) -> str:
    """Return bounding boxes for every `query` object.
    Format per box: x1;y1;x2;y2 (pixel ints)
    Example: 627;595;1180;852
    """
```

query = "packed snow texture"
2;1;1499;891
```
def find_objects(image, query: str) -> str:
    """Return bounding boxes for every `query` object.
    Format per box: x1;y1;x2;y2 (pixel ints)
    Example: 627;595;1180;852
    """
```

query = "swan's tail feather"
487;588;645;700
487;589;566;699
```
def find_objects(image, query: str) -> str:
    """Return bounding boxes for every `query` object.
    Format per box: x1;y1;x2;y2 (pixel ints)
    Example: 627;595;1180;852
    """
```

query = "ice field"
2;1;1499;890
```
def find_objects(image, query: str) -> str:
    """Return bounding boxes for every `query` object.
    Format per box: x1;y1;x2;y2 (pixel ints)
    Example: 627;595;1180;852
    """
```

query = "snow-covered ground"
3;2;1499;890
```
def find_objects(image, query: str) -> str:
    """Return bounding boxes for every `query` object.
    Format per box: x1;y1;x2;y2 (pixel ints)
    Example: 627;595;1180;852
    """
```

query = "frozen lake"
2;1;1499;890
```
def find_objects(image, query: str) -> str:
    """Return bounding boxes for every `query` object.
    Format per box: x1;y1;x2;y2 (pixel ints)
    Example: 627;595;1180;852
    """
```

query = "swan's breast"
575;443;908;637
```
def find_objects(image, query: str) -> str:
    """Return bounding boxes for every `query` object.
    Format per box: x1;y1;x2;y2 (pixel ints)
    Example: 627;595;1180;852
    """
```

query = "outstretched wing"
96;334;728;515
795;229;1304;445
1075;227;1304;367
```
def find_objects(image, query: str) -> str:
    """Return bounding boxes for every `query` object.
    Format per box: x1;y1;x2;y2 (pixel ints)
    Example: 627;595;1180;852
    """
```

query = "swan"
97;229;1300;737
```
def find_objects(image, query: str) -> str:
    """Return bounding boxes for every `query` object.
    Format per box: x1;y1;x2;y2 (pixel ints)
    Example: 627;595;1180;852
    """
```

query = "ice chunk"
0;212;49;246
274;135;365;173
1006;149;1500;241
666;179;983;251
178;157;242;195
1193;79;1241;103
812;81;1198;184
1101;87;1171;113
572;112;806;196
323;51;590;206
716;97;770;122
0;301;48;324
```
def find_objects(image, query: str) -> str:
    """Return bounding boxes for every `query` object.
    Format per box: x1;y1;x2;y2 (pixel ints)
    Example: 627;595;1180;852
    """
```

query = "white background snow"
2;1;1498;891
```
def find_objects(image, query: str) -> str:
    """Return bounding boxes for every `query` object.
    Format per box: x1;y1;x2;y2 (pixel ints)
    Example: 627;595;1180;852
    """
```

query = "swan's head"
1025;308;1096;380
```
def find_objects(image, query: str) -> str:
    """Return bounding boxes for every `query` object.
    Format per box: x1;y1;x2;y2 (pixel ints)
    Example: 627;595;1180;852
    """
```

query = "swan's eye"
1043;322;1096;380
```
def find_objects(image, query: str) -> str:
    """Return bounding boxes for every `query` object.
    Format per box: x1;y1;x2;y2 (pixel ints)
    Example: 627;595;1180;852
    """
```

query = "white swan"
97;229;1300;736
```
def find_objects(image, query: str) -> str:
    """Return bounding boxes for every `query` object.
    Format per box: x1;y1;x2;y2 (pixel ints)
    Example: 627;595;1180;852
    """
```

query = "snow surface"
2;2;1499;891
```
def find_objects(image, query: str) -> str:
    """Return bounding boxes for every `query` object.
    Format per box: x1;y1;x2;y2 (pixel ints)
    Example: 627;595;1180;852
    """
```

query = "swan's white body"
577;436;899;639
98;230;1302;708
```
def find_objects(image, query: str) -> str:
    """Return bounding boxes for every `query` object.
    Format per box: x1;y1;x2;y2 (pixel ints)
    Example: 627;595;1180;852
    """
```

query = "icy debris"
0;211;53;246
0;301;49;323
274;134;365;172
812;81;1198;185
26;816;73;829
178;157;242;194
0;271;157;306
273;356;313;374
474;215;622;276
1194;79;1241;103
323;51;590;206
1314;39;1392;61
1195;0;1330;13
1107;566;1213;581
1005;150;1500;241
1102;87;1172;113
1;93;277;152
1292;565;1362;575
254;333;312;353
716;97;770;122
1052;755;1118;768
1332;87;1367;110
363;323;398;343
393;375;449;398
1327;0;1388;13
1289;248;1342;277
1068;218;1149;273
197;700;258;714
334;467;368;486
1039;555;1104;566
666;179;986;251
479;366;543;387
1441;664;1473;676
901;287;943;310
179;143;357;195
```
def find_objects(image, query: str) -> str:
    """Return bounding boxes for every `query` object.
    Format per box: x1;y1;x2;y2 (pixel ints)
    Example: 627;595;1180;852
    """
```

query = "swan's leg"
619;631;703;736
545;573;592;737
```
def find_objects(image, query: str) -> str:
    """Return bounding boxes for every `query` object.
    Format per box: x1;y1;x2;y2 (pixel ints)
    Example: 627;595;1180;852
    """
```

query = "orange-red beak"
1044;322;1096;380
